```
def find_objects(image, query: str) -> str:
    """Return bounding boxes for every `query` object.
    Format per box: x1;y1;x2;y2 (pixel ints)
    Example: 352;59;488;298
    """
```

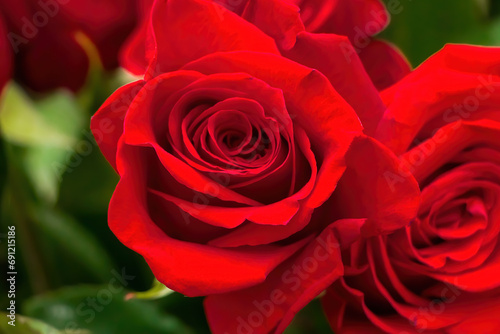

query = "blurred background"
1;0;499;333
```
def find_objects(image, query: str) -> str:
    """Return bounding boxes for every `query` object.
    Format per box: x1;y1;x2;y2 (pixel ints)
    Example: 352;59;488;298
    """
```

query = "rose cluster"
85;0;500;333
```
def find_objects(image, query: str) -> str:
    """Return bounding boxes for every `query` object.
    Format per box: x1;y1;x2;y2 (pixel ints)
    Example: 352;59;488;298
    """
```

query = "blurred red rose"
0;13;11;92
0;0;138;92
93;0;420;332
323;45;500;334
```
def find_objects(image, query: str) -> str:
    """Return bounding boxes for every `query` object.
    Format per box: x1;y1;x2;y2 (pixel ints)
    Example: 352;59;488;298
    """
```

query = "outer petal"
241;0;304;50
292;0;388;37
120;0;155;74
403;120;500;183
376;45;500;155
122;0;304;74
147;0;280;76
110;144;310;297
205;223;343;334
359;40;411;91
90;80;146;171
282;32;386;134
331;135;420;237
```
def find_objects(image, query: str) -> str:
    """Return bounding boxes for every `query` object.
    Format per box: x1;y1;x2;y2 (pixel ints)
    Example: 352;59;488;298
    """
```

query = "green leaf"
23;286;193;334
35;91;85;138
32;206;115;283
0;84;78;148
0;312;90;334
23;146;67;204
125;279;175;301
0;85;86;204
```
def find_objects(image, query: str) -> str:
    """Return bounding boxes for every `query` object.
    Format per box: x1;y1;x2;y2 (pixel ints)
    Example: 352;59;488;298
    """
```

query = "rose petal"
283;32;386;135
358;40;411;91
110;143;311;296
120;0;155;75
150;188;300;228
205;223;343;334
146;0;280;77
376;45;500;155
292;0;388;37
331;135;420;237
91;80;146;170
401;120;500;183
241;0;304;50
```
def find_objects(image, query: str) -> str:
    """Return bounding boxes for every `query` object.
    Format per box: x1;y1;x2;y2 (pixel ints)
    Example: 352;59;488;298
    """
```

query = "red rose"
120;0;407;122
93;0;420;332
286;0;411;90
0;0;138;92
323;45;500;333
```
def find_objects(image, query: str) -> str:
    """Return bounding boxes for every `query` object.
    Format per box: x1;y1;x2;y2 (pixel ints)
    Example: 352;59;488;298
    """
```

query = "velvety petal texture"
326;45;500;334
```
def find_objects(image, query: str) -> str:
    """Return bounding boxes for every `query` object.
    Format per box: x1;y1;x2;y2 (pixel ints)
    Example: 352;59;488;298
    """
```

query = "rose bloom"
0;0;138;92
92;0;420;332
323;45;500;333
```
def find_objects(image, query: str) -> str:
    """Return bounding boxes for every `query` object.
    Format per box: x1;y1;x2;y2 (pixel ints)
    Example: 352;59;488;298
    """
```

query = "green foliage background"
0;1;498;333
